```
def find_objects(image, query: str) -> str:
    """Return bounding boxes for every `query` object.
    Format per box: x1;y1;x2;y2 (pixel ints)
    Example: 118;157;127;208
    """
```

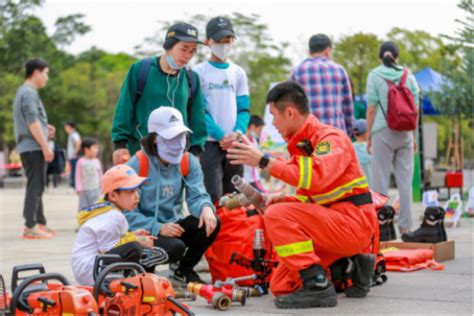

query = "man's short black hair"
266;81;309;115
80;137;98;152
25;58;49;78
249;115;264;127
64;120;76;129
309;34;332;54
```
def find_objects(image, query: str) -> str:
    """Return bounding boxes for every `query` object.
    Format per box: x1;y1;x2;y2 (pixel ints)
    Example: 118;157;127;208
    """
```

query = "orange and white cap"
101;164;147;194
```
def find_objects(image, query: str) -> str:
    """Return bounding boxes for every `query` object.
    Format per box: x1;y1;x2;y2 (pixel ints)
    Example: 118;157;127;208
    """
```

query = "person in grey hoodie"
365;41;420;235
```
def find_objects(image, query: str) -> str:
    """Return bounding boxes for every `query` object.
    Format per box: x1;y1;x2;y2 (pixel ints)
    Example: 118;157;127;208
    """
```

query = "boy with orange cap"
72;164;156;286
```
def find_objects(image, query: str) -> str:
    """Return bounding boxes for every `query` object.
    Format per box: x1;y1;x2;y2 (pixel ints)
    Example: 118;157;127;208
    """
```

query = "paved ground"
0;186;472;315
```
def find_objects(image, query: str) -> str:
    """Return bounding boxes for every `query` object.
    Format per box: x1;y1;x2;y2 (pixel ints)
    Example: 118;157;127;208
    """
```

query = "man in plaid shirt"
291;34;354;136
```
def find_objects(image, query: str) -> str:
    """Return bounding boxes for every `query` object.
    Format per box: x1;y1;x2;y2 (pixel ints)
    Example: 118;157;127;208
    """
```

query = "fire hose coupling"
221;175;265;210
187;282;246;311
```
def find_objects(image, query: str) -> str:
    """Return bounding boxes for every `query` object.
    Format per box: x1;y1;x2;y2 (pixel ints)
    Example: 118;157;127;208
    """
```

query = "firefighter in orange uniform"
227;81;378;309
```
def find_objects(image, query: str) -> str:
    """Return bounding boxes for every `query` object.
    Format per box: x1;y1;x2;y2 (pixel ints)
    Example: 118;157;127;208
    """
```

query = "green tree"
0;0;89;152
429;0;473;166
387;27;460;73
333;33;381;97
135;12;291;115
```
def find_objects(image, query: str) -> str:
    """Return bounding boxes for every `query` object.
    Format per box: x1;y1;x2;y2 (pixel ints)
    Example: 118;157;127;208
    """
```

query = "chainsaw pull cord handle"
93;262;145;301
10;273;70;314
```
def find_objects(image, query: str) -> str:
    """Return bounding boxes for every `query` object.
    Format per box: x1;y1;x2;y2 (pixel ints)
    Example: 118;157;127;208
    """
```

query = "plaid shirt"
291;57;354;136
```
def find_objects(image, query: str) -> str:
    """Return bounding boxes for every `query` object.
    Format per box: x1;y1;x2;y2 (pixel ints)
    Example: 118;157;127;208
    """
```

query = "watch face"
259;155;269;169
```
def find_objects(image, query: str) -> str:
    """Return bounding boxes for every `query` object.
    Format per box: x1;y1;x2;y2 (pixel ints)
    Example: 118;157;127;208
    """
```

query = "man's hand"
160;223;185;237
113;148;131;165
226;136;263;167
42;145;54;162
219;132;241;150
199;206;218;237
367;137;372;154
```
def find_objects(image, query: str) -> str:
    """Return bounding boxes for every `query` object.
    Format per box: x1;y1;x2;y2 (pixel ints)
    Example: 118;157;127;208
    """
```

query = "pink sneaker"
22;226;53;240
37;224;57;236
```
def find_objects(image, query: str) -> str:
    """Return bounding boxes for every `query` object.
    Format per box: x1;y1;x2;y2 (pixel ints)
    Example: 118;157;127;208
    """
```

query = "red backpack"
380;69;418;131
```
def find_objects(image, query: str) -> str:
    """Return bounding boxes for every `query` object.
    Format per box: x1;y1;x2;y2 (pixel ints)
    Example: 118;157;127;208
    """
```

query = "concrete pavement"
0;186;472;315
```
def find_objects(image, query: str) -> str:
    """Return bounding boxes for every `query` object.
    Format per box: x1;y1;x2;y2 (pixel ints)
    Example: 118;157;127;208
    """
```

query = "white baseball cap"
147;107;192;139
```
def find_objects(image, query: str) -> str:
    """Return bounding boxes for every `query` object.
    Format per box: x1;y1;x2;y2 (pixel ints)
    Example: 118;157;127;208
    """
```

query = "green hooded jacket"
112;57;208;154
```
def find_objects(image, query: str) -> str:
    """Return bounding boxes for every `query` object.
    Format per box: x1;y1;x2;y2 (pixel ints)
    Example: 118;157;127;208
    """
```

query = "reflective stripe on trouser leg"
274;240;314;257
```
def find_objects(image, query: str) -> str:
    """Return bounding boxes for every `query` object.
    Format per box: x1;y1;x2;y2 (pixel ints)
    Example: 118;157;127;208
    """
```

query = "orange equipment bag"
205;205;277;289
382;247;444;272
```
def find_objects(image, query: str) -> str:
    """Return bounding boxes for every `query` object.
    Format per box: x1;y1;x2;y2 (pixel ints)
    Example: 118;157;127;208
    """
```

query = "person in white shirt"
193;16;251;203
75;138;103;211
243;115;265;190
64;121;81;189
71;164;155;286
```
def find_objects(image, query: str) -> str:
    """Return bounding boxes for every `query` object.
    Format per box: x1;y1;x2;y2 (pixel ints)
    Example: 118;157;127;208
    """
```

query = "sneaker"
22;226;53;240
37;224;57;236
173;269;207;284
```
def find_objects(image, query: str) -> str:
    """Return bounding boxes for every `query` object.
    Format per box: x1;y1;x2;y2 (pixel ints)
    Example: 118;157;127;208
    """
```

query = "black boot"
345;254;376;298
274;264;337;309
378;205;397;241
402;207;447;243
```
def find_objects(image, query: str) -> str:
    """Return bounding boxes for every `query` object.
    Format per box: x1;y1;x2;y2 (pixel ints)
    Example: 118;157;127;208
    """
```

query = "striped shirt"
291;57;354;136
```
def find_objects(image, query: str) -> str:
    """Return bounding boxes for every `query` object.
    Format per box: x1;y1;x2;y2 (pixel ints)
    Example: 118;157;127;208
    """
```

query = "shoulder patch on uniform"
315;142;332;155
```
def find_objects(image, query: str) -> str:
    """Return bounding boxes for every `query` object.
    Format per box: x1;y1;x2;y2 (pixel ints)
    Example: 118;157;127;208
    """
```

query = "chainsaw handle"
93;262;145;301
10;273;70;314
167;296;195;316
11;264;46;293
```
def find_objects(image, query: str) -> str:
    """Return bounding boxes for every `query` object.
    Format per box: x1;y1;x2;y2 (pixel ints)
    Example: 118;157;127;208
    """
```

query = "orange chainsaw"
6;264;98;315
93;262;194;315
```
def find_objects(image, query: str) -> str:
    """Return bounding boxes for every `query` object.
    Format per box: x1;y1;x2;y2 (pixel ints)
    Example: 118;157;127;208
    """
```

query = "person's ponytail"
379;41;401;70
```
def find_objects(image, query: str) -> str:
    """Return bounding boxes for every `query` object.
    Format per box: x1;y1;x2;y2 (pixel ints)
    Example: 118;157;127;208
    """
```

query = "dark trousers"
154;215;221;271
20;151;47;228
69;158;78;188
106;241;142;263
46;173;60;188
201;141;243;203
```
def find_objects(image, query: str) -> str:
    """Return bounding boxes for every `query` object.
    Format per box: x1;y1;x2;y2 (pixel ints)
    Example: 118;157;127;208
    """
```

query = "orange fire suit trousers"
263;201;377;296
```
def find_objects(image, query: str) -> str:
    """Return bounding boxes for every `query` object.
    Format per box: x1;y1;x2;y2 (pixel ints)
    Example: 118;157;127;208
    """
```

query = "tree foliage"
333;33;381;96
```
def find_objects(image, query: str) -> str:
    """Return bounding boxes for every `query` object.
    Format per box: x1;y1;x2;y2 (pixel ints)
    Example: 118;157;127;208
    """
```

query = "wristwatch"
259;153;271;169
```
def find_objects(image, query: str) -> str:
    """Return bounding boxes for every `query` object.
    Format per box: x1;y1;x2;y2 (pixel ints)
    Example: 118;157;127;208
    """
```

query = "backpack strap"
185;68;198;125
134;57;153;106
136;150;149;177
180;152;190;177
136;150;190;178
398;68;409;88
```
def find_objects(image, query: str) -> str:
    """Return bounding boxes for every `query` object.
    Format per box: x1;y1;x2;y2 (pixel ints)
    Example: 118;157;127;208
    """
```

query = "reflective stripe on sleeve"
297;156;313;190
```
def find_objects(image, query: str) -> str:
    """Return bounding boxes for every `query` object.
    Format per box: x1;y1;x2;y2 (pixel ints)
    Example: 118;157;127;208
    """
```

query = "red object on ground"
445;172;463;188
382;248;444;272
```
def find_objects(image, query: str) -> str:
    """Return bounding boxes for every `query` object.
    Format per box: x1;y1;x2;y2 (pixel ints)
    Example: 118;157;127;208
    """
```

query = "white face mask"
156;133;187;165
210;43;232;61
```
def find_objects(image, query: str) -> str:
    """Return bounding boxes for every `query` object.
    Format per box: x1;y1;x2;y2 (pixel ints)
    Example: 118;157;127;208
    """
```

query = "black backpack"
133;57;198;121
